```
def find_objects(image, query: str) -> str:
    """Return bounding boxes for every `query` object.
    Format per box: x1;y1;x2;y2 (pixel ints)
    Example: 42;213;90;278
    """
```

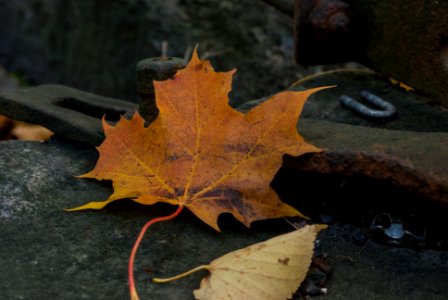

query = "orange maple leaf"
70;50;323;230
69;49;327;300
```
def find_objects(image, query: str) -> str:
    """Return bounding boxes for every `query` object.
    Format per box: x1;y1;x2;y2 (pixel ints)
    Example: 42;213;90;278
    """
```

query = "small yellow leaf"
193;224;327;300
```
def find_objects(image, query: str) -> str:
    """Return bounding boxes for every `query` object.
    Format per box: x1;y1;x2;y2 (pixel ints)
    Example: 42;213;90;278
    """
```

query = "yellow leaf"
154;224;327;300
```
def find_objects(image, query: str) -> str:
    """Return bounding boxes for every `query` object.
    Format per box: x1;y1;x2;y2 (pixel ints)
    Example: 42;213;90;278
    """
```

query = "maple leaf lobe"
71;49;323;230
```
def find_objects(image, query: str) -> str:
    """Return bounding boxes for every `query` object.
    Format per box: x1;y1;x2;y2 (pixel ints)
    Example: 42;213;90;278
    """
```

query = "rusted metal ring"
340;90;397;119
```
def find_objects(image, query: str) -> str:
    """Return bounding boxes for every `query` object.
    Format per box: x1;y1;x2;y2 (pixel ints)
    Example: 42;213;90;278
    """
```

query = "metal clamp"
340;90;397;119
0;84;137;145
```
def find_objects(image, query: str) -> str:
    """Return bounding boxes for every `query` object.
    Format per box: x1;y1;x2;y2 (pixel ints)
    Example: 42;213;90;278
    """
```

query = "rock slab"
1;140;447;299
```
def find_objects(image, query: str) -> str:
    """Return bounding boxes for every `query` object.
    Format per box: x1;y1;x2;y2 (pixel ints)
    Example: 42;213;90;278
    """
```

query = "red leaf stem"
129;205;184;300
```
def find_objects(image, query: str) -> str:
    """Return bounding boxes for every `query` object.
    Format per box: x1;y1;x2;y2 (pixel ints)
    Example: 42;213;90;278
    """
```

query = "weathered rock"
0;140;291;299
1;140;447;299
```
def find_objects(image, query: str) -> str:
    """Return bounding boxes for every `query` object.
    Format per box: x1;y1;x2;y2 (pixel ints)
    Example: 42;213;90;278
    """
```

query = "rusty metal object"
294;0;353;65
136;57;185;122
293;0;448;107
0;85;137;145
292;119;448;206
0;58;186;145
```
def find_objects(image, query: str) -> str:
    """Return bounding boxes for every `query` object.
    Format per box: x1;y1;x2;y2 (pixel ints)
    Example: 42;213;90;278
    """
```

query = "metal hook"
340;90;397;119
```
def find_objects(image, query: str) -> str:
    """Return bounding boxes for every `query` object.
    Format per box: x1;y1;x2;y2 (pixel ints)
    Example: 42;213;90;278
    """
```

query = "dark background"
0;0;314;106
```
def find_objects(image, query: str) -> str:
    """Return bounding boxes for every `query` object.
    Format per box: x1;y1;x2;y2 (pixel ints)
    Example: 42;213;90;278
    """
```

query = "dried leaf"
70;49;324;230
156;225;327;300
11;122;53;141
0;115;53;141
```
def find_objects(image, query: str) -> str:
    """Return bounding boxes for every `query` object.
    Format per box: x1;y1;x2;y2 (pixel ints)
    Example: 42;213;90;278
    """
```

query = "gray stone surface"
0;140;290;299
1;140;448;299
